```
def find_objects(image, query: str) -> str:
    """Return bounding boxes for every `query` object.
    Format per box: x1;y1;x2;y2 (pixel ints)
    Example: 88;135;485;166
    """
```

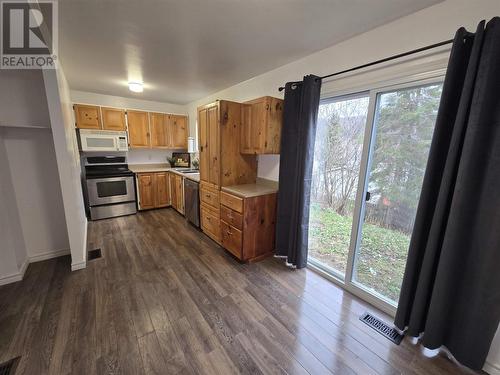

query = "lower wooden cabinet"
200;181;221;243
200;203;221;244
137;172;171;210
220;191;277;262
156;172;170;207
137;173;156;210
171;173;184;215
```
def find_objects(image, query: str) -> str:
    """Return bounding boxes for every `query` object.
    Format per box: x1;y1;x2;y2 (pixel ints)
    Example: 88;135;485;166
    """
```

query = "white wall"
0;131;28;284
1;128;69;261
186;0;500;181
70;90;189;164
183;0;500;370
44;68;88;271
0;69;70;284
0;70;50;128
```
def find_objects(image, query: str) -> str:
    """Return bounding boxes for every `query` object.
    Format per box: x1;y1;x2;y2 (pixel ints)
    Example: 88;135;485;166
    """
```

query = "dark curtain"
395;18;500;370
275;75;322;268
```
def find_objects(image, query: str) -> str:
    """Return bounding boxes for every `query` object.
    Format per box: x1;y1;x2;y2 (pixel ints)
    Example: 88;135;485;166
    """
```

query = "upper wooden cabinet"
101;107;126;131
74;102;189;149
150;112;168;148
198;100;257;188
241;96;283;154
127;110;150;148
74;104;101;129
168;115;188;149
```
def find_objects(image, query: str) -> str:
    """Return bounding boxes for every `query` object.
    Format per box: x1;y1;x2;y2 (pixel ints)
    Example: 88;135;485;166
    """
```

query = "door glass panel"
352;83;443;304
309;94;369;277
96;180;128;197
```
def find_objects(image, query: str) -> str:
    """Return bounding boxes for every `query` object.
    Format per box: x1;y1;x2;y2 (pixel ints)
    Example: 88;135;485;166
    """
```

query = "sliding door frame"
309;72;446;317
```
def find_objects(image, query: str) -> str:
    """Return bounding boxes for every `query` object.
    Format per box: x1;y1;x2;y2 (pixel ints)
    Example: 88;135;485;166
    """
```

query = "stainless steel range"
84;156;137;220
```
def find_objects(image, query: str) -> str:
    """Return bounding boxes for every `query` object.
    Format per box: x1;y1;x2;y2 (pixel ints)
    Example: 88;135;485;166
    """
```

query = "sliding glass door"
309;93;370;278
308;79;443;312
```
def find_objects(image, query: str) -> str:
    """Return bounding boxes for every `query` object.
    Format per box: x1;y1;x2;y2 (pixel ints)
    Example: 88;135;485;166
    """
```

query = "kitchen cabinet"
168;172;184;214
150;112;168;148
198;100;257;187
74;104;101;129
101;107;126;131
200;203;221;244
200;181;220;243
137;173;156;210
150;113;188;149
220;191;277;261
127;110;150;148
137;172;171;210
241;96;283;154
168;114;188;149
156;172;170;207
197;100;257;243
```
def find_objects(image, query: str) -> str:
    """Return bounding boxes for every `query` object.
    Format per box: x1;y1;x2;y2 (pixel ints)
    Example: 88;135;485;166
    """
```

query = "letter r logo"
2;1;53;54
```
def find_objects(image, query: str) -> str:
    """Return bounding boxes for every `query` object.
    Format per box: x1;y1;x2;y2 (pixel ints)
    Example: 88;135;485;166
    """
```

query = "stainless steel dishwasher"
184;178;200;227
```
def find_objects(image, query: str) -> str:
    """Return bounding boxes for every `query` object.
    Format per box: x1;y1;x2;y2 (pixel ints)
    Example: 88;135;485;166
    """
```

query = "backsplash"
126;149;172;164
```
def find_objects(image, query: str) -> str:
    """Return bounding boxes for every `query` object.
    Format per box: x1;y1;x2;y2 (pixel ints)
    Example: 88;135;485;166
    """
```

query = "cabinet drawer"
221;221;242;259
220;205;243;230
220;191;243;213
200;203;220;242
200;186;220;209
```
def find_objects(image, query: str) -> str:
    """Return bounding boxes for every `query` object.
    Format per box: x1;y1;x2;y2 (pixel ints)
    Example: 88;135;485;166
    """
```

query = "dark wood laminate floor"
0;209;479;375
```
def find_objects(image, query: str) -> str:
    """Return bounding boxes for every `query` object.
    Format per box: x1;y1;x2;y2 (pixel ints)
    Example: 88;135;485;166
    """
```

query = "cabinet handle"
206;194;211;198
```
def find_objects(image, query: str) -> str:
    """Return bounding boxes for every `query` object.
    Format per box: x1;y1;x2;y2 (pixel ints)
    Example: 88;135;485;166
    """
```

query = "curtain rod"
278;39;454;92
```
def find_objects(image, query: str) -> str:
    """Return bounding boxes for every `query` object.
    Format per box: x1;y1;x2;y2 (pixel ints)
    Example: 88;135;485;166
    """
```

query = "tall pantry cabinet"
197;100;257;244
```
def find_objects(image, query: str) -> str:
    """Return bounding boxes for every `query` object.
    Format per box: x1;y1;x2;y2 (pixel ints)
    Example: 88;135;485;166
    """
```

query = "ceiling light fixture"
128;81;143;93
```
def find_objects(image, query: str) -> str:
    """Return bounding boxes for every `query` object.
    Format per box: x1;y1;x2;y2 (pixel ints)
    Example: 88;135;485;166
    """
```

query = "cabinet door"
150;113;168;148
74;104;101;129
240;103;255;153
169;115;188;149
175;175;184;214
240;97;283;154
170;173;178;210
138;173;155;210
200;204;220;243
241;98;266;153
127;110;150;148
155;172;170;207
207;105;220;186
101;107;126;131
198;108;209;183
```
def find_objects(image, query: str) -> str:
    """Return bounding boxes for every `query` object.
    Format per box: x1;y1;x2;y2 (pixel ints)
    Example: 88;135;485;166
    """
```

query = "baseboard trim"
0;259;28;286
71;261;86;271
28;248;70;263
0;248;72;286
484;361;500;375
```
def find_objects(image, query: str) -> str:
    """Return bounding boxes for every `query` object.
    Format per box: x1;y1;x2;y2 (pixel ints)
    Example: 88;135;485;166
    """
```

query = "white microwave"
78;129;128;152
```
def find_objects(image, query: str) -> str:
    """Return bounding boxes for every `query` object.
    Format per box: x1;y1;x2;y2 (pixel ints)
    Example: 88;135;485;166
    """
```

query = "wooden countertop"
129;164;200;182
221;178;278;198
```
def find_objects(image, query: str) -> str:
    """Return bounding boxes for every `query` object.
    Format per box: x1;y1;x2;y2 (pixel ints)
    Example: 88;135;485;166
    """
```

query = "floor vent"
88;248;102;261
0;357;20;375
360;312;403;344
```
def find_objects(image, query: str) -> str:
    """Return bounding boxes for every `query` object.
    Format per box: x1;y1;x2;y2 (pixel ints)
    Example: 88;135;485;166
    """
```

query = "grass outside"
308;203;411;302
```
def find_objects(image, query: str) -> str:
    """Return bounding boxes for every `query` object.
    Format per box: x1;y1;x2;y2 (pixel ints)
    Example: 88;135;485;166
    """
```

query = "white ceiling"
60;0;442;105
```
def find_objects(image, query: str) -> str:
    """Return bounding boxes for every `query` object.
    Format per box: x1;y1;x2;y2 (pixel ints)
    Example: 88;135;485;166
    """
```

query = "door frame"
309;73;445;317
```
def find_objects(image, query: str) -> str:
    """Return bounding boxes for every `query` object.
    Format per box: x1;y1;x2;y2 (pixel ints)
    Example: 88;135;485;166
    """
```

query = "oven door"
86;176;135;206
